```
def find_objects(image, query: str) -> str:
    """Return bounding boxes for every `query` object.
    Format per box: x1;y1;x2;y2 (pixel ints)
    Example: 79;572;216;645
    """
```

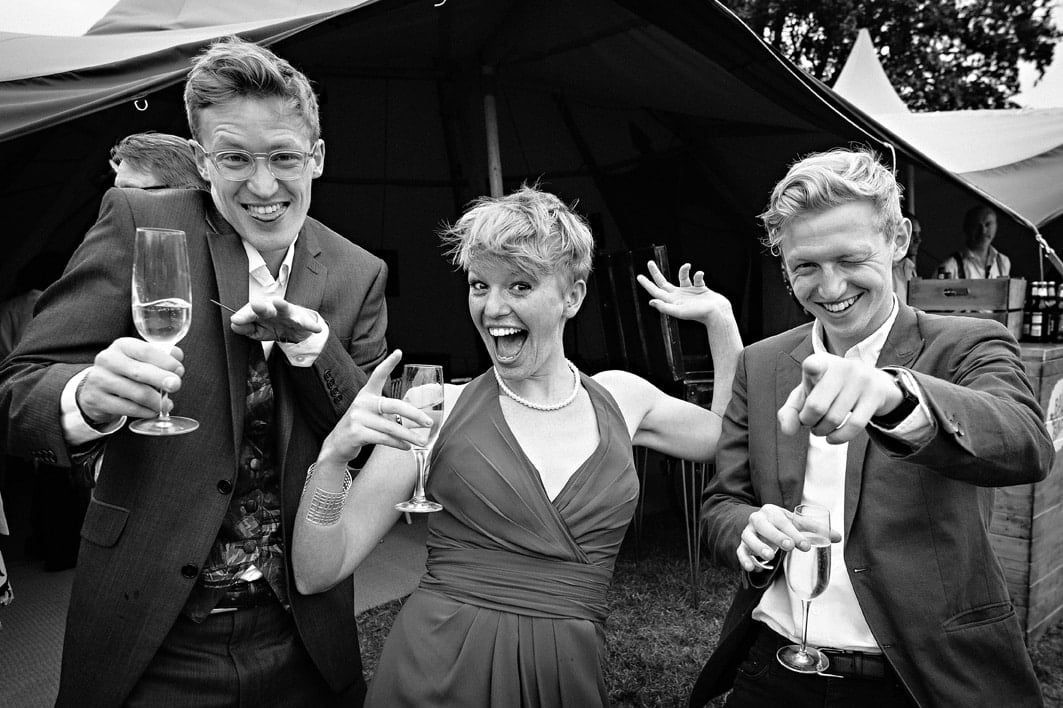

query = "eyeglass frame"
191;140;322;182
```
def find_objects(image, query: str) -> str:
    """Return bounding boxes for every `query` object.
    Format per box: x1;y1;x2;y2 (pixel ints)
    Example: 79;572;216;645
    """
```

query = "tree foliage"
719;0;1060;110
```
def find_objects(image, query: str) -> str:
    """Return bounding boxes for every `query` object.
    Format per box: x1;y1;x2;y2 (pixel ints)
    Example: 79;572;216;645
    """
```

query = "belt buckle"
817;648;884;680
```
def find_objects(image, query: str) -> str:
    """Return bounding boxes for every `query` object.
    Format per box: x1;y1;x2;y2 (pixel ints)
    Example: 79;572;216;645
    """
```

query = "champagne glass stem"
158;389;171;423
799;599;812;656
411;449;429;502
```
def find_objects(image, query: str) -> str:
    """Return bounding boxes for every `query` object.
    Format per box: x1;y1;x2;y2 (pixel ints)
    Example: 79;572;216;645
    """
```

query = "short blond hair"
760;147;904;253
441;185;595;283
184;36;321;144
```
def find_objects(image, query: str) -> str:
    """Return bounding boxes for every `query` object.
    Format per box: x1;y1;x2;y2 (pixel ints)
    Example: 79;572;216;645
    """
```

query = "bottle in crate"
1029;282;1045;343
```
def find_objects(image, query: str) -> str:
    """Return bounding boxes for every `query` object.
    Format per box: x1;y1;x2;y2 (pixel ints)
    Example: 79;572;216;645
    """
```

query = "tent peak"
834;28;909;115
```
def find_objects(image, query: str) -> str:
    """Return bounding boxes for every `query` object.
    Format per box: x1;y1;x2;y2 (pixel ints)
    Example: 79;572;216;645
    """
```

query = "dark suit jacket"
0;188;388;706
690;303;1053;708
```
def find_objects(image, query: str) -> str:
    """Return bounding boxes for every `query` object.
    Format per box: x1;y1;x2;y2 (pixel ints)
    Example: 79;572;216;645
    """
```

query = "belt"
818;648;891;680
757;625;892;681
213;578;277;611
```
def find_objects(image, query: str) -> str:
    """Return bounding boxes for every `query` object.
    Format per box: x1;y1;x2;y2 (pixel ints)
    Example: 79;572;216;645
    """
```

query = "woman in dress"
293;185;742;707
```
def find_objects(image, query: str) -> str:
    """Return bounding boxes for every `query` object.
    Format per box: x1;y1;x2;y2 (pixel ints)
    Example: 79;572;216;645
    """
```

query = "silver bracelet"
303;462;353;526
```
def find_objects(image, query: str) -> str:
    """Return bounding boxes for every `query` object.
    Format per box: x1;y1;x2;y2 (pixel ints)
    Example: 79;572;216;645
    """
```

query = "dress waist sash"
421;547;612;623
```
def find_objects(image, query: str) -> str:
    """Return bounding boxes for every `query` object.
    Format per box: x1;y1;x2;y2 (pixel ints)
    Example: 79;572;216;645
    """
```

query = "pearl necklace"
494;360;580;412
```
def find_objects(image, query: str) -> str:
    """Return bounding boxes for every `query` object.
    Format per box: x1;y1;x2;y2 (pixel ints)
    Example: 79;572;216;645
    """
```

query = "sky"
1;0;1062;108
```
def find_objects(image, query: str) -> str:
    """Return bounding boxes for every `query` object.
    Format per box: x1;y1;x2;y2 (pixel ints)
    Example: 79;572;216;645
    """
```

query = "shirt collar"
242;238;297;292
812;295;900;364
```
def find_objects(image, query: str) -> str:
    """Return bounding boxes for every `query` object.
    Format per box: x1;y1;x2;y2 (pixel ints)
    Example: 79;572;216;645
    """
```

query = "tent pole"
905;164;915;213
482;65;503;197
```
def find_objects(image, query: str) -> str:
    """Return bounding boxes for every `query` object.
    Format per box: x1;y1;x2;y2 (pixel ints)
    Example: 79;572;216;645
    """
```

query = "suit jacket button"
217;480;233;494
181;564;199;579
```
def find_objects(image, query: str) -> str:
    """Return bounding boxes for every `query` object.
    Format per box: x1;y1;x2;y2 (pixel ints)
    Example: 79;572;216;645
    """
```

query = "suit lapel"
843;303;923;538
204;212;250;461
777;338;813;508
285;224;325;313
272;224;326;472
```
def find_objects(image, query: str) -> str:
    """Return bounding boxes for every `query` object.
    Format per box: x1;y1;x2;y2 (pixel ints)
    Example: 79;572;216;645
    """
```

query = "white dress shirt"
752;296;933;652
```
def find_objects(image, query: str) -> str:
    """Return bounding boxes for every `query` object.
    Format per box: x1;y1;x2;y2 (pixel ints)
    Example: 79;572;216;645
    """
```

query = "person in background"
891;211;921;302
109;131;208;190
0;36;388;706
939;205;1010;279
689;148;1051;708
293;185;743;707
0;253;77;573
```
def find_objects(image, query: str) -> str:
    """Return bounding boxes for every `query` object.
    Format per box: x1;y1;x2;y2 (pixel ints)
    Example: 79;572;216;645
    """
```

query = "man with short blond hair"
690;148;1051;708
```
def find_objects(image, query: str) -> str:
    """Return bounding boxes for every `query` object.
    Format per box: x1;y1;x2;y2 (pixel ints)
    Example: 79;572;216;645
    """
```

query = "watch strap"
871;367;919;428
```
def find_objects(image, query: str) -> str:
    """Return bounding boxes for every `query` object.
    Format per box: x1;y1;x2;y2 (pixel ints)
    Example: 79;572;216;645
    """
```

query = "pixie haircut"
110;132;207;190
760;147;904;254
442;185;595;284
184;36;321;144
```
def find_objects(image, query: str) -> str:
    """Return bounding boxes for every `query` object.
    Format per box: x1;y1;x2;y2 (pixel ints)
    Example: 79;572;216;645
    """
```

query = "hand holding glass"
777;503;832;673
395;364;444;513
129;227;199;435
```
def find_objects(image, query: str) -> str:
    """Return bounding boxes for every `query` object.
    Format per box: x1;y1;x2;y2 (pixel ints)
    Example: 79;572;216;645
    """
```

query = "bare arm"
635;261;742;416
293;356;465;594
595;370;721;462
597;261;743;460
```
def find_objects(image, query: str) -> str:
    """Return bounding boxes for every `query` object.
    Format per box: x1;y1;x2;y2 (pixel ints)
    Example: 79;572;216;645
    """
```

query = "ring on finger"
750;555;775;571
833;411;852;431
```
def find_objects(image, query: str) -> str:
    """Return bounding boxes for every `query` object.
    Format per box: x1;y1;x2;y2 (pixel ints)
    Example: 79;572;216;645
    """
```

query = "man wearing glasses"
0;37;387;706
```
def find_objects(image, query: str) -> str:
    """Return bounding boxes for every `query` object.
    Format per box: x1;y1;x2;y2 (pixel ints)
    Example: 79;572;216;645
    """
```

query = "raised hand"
777;352;904;443
636;261;733;327
77;337;185;424
229;297;324;343
316;350;433;466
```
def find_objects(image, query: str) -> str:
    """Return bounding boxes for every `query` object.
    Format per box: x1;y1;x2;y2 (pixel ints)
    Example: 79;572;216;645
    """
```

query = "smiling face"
467;259;586;382
781;201;909;355
193;97;324;265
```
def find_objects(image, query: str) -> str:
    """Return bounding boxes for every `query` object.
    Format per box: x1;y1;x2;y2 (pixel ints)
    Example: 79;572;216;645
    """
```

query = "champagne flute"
129;227;199;436
395;364;444;513
776;503;832;673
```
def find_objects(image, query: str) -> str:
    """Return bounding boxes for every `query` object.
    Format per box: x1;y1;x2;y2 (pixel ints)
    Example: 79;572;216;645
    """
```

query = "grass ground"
357;509;1063;706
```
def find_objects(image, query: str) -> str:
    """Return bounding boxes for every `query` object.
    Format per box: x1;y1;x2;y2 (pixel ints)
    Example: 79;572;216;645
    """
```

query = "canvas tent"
833;28;1063;278
0;0;1036;376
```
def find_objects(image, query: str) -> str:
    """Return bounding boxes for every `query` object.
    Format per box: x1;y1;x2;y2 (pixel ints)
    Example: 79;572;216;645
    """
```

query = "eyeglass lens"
212;150;311;181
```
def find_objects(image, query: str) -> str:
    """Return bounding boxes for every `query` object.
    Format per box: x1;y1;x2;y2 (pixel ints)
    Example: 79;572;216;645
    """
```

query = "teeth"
822;295;858;313
489;327;523;336
246;203;283;216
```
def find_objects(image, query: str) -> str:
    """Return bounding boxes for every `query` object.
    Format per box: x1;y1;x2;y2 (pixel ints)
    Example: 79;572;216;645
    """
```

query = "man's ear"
311;139;326;179
892;219;912;264
189;140;211;182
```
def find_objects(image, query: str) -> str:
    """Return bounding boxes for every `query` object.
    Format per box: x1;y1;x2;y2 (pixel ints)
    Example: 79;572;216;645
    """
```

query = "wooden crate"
908;278;1026;340
989;343;1063;643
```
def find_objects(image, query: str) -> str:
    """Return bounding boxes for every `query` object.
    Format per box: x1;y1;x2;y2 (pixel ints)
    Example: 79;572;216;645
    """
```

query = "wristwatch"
871;367;920;428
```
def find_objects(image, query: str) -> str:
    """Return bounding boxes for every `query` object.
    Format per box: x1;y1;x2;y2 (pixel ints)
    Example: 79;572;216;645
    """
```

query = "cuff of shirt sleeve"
278;317;330;367
61;369;126;446
869;367;935;446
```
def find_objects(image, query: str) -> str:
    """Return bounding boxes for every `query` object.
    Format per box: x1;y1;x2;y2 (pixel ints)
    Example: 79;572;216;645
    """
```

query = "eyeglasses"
194;142;318;182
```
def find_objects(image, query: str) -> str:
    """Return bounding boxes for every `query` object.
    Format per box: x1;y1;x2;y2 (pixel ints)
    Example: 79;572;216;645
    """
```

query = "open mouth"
820;294;859;314
488;326;527;363
244;203;287;222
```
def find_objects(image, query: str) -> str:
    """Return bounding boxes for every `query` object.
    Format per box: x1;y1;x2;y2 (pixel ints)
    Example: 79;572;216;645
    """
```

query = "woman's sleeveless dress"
365;370;639;707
